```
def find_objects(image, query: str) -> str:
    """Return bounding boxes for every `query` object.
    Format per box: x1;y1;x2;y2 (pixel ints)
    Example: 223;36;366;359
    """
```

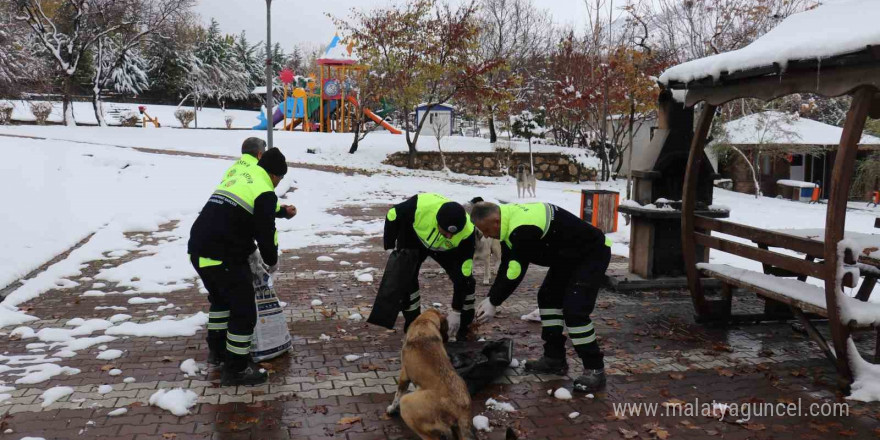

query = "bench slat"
694;233;826;279
694;216;825;256
698;264;829;317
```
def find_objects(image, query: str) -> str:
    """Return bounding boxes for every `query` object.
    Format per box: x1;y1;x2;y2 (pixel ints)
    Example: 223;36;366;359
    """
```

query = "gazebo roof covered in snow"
721;111;880;147
317;35;358;66
659;0;880;107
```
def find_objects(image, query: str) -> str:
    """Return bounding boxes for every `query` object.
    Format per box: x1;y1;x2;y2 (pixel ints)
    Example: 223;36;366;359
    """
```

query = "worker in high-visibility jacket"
188;148;295;387
470;201;611;393
221;137;296;219
384;193;477;340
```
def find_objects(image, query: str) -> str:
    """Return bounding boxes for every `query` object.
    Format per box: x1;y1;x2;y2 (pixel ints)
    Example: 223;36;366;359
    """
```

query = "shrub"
29;102;52;125
224;114;235;129
0;102;13;125
120;110;141;127
174;108;195;128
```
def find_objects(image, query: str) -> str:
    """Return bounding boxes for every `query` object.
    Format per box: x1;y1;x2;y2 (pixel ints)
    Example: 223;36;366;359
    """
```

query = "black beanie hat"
258;148;287;177
436;202;467;234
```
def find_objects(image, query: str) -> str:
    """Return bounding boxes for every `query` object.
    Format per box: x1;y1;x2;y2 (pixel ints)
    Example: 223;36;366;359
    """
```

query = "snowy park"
2;0;880;439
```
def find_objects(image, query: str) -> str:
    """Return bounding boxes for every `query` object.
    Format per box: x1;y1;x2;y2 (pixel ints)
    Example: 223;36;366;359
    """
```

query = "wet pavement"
1;202;878;440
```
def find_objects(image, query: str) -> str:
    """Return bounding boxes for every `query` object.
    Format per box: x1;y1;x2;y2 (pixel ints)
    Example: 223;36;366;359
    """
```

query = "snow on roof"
251;86;267;95
720;111;880;146
659;0;880;85
415;103;455;111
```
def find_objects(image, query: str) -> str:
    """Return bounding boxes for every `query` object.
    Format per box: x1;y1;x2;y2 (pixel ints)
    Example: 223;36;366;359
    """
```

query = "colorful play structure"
253;36;401;135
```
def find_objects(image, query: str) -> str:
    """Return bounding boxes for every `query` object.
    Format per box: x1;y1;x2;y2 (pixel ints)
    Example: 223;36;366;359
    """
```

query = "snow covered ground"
2;123;880;326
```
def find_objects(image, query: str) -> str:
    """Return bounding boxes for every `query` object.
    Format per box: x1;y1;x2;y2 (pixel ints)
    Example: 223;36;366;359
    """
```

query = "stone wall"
383;150;596;182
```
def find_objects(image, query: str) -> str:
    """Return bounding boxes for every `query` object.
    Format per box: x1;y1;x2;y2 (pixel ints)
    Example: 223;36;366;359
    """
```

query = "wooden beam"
823;86;875;383
694;216;825;256
791;306;838;367
682;104;716;319
683;64;880;107
694;233;826;279
700;268;828;316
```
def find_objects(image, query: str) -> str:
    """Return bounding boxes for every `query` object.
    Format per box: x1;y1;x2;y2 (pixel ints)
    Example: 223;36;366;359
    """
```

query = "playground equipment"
252;35;401;135
138;106;160;128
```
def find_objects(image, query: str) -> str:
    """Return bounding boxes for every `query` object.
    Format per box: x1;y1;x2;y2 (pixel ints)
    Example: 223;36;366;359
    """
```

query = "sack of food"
248;251;292;361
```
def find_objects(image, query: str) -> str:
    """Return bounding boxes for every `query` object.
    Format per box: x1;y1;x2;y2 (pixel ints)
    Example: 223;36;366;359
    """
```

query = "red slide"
346;96;402;134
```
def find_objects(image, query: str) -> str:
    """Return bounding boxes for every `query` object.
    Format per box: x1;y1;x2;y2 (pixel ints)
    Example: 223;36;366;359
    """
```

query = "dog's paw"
386;403;400;415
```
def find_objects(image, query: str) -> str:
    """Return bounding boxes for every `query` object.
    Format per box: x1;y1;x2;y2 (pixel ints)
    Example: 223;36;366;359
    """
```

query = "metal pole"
265;0;274;149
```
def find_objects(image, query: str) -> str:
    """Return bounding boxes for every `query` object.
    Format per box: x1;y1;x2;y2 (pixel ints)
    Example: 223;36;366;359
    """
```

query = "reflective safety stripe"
226;342;251;355
463;303;475;311
410;291;420;301
199;257;222;268
387;207;397;221
227;333;252;343
207;322;228;330
605;237;612;247
209;311;230;318
567;324;594;334
213;189;254;214
539;308;564;315
571;334;597;345
507;260;522;280
405;302;421;312
465;295;475;302
541;319;565;327
461;259;473;277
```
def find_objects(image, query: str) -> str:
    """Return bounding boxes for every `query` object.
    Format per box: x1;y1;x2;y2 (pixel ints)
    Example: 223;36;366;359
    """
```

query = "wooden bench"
688;215;880;384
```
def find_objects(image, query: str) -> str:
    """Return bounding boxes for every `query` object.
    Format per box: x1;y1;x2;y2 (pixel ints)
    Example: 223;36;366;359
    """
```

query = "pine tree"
232;31;263;90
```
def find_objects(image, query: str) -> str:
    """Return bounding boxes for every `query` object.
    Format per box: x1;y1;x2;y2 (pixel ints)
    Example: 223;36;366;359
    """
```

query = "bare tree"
430;114;450;171
89;0;193;126
14;0;142;125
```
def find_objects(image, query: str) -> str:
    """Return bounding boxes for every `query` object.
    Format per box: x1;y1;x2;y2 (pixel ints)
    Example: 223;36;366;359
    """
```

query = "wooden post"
681;103;716;319
822;86;874;382
319;66;324;133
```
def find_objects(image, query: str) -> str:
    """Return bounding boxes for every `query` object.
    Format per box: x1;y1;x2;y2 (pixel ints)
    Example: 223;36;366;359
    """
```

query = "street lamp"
265;0;274;149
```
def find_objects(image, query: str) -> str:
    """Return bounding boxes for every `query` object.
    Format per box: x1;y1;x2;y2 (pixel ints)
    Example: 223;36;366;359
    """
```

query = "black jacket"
188;189;282;266
488;204;606;305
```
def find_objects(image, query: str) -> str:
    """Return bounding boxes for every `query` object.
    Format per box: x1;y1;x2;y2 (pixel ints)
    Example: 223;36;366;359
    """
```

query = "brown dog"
387;309;474;440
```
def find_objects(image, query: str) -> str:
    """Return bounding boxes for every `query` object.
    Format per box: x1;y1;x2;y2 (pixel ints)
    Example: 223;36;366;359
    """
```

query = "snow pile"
317;256;334;262
569;412;580;419
107;408;128;416
520;308;541;322
310;299;323;307
660;0;880;84
40;386;74;407
356;273;374;282
123;377;136;383
108;369;122;376
105;312;207;337
22;319;113;343
720;112;880;147
553;388;573;400
179;359;200;376
348;313;363;321
485;398;516;412
15;363;80;384
149;388;198;416
344;354;362;362
96;349;123;360
128;297;166;305
108;314;131;323
472;415;492;432
97;385;113;394
846;338;880;402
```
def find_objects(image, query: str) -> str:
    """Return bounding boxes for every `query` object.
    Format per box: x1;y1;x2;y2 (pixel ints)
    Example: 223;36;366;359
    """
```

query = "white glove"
447;310;461;340
266;262;279;274
475;298;496;323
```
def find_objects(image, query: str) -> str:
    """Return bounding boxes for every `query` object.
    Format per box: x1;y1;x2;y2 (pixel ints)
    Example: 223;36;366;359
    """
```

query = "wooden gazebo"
660;0;880;390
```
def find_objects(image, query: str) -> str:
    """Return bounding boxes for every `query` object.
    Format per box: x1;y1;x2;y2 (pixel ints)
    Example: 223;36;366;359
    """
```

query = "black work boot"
524;357;568;376
221;360;268;387
573;368;606;393
207;350;225;366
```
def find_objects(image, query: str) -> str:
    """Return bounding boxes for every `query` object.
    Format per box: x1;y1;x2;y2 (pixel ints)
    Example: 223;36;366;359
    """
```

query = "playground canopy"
318;35;358;65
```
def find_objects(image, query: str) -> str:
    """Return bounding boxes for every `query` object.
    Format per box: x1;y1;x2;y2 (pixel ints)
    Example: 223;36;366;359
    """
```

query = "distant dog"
515;164;536;198
387;309;474;440
464;197;502;285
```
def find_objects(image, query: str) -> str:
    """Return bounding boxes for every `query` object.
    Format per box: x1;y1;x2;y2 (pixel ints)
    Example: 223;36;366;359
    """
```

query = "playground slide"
345;95;402;134
252;107;285;130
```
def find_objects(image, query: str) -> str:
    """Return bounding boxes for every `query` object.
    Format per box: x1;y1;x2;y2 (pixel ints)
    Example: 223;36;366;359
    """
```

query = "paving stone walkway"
1;182;878;440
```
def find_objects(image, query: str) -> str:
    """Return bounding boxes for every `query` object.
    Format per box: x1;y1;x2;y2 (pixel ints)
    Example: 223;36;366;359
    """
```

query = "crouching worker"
188;148;294;386
470;201;611;393
383;193;477;341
